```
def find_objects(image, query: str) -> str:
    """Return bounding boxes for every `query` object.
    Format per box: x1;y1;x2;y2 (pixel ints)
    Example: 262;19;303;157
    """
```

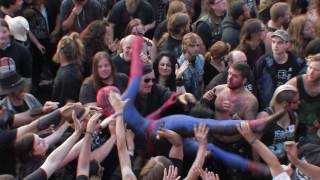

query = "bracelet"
113;111;123;118
176;78;184;87
128;150;134;156
85;131;95;138
249;137;257;145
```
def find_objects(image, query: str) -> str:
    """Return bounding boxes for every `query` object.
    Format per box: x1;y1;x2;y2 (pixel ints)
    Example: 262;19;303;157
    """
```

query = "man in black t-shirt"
194;0;226;49
60;0;103;33
108;0;155;40
255;30;305;109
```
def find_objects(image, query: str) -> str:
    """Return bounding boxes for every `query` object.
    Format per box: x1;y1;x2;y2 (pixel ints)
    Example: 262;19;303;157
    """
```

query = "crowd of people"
0;0;320;179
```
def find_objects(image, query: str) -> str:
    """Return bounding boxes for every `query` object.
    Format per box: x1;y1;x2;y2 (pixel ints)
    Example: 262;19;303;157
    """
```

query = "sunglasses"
144;78;156;83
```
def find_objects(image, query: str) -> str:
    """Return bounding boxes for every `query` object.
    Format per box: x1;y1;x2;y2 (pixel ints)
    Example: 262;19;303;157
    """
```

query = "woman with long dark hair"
237;18;266;69
79;51;128;107
80;20;115;77
153;51;186;92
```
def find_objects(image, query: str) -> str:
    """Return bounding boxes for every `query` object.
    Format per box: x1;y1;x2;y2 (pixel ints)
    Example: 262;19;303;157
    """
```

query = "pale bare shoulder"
214;84;227;93
257;111;269;118
286;76;298;87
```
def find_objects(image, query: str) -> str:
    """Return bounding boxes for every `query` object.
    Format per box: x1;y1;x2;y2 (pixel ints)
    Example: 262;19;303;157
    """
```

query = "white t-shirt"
273;172;291;180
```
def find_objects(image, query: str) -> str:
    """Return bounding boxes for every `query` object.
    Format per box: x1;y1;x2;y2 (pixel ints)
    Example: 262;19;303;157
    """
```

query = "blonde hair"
140;156;172;180
181;32;200;53
53;32;84;64
307;53;320;64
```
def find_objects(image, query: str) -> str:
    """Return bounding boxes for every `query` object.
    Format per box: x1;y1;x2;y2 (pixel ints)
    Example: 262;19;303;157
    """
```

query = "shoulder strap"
263;107;274;115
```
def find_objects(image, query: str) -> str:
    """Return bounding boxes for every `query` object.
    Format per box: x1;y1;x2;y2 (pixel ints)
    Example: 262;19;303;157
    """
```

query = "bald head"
228;50;247;65
121;35;137;61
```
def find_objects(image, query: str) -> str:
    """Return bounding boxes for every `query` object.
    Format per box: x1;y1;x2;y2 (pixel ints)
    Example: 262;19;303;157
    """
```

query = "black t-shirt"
135;84;173;116
0;129;17;175
112;54;131;76
245;42;265;70
261;108;296;164
273;59;299;87
158;36;182;59
153;20;167;42
108;0;155;39
195;16;224;49
203;61;220;86
52;63;82;105
60;0;103;32
0;40;32;78
76;175;89;180
79;73;128;104
24;168;47;180
12;101;29;113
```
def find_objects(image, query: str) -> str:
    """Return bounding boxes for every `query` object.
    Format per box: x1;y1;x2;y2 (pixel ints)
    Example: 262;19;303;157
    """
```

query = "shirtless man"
212;62;258;143
286;53;320;137
202;61;258;179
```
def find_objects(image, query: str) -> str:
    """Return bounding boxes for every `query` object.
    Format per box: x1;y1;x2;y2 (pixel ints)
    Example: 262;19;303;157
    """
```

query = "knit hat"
229;0;245;20
4;15;29;42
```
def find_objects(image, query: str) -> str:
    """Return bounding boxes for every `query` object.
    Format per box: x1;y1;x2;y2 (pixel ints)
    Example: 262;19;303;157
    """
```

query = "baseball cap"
271;30;289;42
4;15;30;42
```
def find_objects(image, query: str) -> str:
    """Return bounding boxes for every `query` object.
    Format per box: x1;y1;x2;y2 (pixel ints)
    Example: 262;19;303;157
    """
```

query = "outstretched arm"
285;141;320;179
25;110;83;179
44;122;69;146
77;112;102;177
157;127;183;161
91;122;116;163
185;124;209;180
109;92;137;180
237;122;284;177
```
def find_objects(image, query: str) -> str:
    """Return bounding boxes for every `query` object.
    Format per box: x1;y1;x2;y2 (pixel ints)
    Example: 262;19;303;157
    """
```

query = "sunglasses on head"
144;78;156;83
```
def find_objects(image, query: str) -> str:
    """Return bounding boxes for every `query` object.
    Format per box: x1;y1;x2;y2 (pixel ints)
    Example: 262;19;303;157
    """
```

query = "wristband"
249;137;257;145
128;150;134;156
84;131;95;138
114;112;123;118
176;78;184;87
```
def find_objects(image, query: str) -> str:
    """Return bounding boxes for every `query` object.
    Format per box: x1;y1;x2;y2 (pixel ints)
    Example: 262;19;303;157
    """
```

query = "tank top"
297;76;320;125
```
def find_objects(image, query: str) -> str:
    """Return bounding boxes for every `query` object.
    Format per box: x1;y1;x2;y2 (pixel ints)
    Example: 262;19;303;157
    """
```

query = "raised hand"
71;110;82;133
237;121;256;143
284;141;299;164
193;124;209;145
42;101;59;113
163;165;180;180
198;167;220;180
60;102;84;122
157;127;182;147
175;61;189;79
100;114;116;129
86;112;102;133
177;93;196;105
108;91;129;112
202;88;216;101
